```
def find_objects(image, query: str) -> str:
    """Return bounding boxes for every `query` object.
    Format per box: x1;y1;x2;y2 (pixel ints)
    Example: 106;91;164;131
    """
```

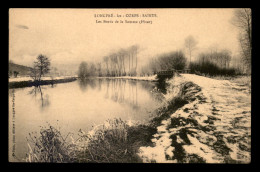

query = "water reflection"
77;78;168;112
9;78;165;161
139;81;165;102
28;86;50;110
155;81;168;94
79;78;142;110
78;78;97;92
27;79;166;113
109;79;139;110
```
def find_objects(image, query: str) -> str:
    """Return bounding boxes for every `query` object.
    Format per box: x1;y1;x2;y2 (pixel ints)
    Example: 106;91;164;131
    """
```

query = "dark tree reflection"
105;79;140;110
28;86;50;110
155;75;173;94
78;78;97;92
78;78;88;92
155;81;168;94
77;78;165;111
97;79;102;91
104;79;110;99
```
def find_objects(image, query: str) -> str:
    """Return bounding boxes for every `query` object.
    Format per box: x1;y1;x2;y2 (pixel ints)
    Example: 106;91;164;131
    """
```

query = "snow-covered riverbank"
98;75;157;81
138;74;251;163
9;75;157;83
21;73;251;163
9;76;78;83
9;76;78;88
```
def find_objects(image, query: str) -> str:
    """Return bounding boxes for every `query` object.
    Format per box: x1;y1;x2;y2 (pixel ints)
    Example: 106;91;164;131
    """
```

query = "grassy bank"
25;75;198;163
26;119;157;163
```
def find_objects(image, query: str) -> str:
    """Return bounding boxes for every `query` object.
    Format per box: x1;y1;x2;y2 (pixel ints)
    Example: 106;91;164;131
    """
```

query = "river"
8;78;164;162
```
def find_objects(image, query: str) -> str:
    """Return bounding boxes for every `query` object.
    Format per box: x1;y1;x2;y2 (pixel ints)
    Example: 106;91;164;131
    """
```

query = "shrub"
190;61;236;76
158;51;187;71
26;125;77;163
26;118;156;163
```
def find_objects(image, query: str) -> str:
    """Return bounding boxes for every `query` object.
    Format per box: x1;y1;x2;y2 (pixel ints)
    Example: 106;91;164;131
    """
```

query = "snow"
9;75;157;83
138;74;251;163
98;75;157;81
9;77;33;82
9;76;77;83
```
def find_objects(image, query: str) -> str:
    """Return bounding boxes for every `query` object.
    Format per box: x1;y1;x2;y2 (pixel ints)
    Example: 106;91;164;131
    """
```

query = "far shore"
9;76;78;89
97;75;158;81
8;75;159;89
9;76;78;83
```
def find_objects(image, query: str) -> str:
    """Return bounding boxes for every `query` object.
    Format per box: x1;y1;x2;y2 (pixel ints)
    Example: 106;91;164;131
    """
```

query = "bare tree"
185;35;198;67
149;58;159;75
100;45;139;77
78;61;88;78
103;56;109;76
197;49;232;69
30;54;51;82
128;50;131;75
129;45;139;76
30;65;39;81
89;63;97;76
133;45;139;75
118;49;127;76
231;8;252;73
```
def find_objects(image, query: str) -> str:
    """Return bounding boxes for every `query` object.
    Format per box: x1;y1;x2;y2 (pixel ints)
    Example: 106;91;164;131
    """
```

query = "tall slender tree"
185;35;198;68
231;8;252;73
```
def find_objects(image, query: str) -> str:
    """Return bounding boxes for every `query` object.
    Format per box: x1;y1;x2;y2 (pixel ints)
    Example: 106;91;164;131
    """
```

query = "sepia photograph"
8;8;251;163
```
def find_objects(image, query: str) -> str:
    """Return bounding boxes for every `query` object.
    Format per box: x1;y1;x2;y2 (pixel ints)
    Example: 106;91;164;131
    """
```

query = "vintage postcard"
8;8;251;163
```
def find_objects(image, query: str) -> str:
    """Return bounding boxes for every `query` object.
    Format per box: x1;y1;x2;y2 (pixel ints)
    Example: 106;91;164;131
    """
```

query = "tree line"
190;49;236;76
78;45;139;78
78;8;251;78
140;51;187;76
189;8;252;76
197;50;232;69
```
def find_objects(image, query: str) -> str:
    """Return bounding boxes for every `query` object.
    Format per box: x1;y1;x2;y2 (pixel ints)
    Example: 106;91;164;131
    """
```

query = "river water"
8;78;164;162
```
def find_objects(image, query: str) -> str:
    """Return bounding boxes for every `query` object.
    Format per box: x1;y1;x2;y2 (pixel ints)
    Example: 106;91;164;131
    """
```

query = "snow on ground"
9;75;157;83
9;76;77;83
181;74;251;163
99;75;157;81
139;74;251;163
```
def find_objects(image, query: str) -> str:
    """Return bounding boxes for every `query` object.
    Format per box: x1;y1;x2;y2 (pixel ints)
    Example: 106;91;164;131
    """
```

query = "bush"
158;51;187;71
145;50;187;75
75;118;155;163
75;118;132;163
26;125;77;163
190;61;236;76
26;118;157;163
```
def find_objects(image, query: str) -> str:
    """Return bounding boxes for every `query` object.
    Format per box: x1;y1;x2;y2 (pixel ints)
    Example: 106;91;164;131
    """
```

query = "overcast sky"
9;8;240;72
